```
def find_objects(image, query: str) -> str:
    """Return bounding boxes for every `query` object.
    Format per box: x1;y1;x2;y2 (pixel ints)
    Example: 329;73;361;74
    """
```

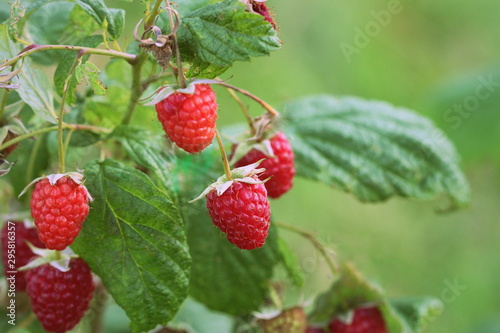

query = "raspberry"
258;307;307;333
251;1;277;29
30;176;90;250
1;221;45;291
329;307;388;333
155;84;218;153
234;132;295;198
206;180;271;250
26;258;94;333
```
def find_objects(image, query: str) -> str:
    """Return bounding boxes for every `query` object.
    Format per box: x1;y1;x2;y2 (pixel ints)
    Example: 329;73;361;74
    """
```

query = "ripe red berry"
206;180;271;250
234;132;295;198
26;258;94;333
155;84;218;153
1;221;45;291
329;307;388;333
30;176;90;251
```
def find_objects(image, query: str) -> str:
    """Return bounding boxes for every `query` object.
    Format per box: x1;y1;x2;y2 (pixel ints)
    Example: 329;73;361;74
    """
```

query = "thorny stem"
166;1;186;88
215;129;233;181
215;82;280;117
57;51;84;173
226;88;256;136
122;53;147;125
0;124;110;152
0;44;137;69
275;221;340;276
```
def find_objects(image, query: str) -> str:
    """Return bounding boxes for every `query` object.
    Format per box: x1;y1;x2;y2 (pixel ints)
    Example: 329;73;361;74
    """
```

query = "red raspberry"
26;258;94;333
155;84;218;153
329;307;388;333
1;221;45;291
206;180;271;250
30;176;90;250
251;1;277;29
234;132;295;198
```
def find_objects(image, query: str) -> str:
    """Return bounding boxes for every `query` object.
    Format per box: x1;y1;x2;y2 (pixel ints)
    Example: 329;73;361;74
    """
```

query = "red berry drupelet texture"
30;177;90;251
251;1;277;29
329;307;388;333
1;222;45;291
234;132;295;198
26;258;94;333
155;84;218;153
206;180;271;250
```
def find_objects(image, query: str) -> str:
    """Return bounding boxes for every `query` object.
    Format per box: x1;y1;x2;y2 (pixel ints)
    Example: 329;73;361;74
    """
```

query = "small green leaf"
186;58;230;79
72;159;190;333
177;0;281;68
74;0;125;40
75;61;107;96
283;95;470;211
59;4;100;44
390;297;444;333
4;0;25;42
53;35;103;104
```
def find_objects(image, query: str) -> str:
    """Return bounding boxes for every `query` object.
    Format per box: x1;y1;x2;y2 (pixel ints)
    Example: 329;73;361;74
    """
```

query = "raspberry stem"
226;88;256;136
0;89;8;124
215;129;233;181
166;1;186;88
275;221;340;276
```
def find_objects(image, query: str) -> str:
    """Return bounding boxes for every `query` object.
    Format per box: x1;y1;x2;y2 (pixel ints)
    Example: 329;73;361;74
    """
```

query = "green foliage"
177;0;281;76
72;159;190;333
75;61;107;96
74;0;125;40
283;95;470;211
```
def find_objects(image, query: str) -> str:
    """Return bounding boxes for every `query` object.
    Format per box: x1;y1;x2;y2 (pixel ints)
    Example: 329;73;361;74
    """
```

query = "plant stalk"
215;129;233;180
226;88;256;136
122;54;147;125
215;82;280;117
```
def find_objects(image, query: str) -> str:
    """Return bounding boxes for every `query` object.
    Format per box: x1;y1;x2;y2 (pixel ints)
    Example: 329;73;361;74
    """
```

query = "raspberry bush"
0;0;470;332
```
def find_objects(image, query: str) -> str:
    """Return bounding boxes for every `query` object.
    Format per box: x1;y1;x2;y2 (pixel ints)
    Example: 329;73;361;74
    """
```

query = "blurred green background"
2;0;500;332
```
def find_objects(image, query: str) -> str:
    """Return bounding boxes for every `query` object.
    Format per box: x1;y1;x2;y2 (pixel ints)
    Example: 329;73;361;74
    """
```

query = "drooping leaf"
53;35;103;104
283;95;470;211
27;2;74;65
174;149;282;315
74;0;125;40
177;0;281;68
72;159;190;333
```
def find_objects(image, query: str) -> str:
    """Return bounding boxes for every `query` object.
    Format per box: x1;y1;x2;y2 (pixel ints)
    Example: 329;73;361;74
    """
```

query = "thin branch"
215;129;232;180
215;82;280;117
226;88;255;136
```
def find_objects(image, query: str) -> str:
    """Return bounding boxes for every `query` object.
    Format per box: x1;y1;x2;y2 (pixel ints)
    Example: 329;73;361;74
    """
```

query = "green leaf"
27;2;74;65
68;130;100;147
390;297;444;333
177;0;281;68
174;150;281;315
283;95;470;211
53;35;103;104
74;0;125;40
110;125;176;195
4;0;25;42
72;159;190;333
75;61;107;95
59;4;100;44
277;238;305;287
186;58;230;79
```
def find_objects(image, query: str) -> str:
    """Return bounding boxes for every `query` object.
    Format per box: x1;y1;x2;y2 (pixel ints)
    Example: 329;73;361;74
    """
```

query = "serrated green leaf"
110;125;176;194
177;0;281;68
72;159;190;333
59;4;100;44
390;297;444;333
4;0;25;42
27;2;74;65
186;58;229;79
283;95;470;211
174;150;281;315
74;0;125;40
53;35;103;104
68;130;100;147
75;61;107;95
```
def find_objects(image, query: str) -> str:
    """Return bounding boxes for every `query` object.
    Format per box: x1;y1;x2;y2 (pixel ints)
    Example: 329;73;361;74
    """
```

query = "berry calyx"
155;83;218;153
1;221;46;291
329;306;388;333
192;161;271;250
25;257;94;333
257;307;308;333
26;173;91;251
233;131;295;198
